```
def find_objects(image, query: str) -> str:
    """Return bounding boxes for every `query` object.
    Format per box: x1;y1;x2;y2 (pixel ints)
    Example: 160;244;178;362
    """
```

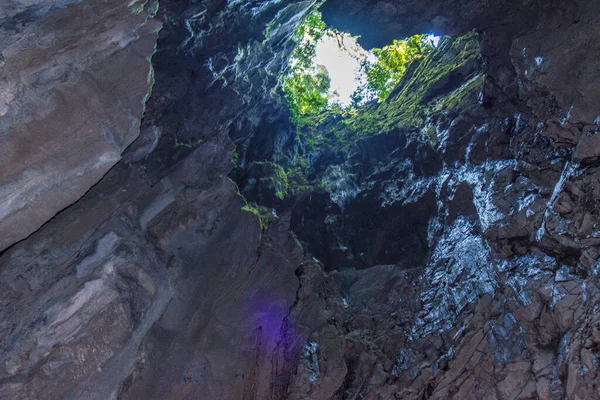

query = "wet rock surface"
1;0;600;399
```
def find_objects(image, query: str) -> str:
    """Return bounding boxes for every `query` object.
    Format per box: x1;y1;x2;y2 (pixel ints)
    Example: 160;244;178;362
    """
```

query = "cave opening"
281;8;441;117
235;5;484;271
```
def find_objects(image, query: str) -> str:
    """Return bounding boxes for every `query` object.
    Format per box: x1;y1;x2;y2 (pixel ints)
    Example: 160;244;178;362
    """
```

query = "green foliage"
281;11;481;162
232;151;240;166
292;107;348;152
290;10;327;70
283;70;331;119
282;9;436;121
253;161;289;200
242;202;280;230
174;138;205;149
285;165;314;194
352;34;435;105
270;163;288;200
251;160;316;199
241;203;261;218
319;32;483;144
280;33;482;164
282;10;331;121
263;20;281;41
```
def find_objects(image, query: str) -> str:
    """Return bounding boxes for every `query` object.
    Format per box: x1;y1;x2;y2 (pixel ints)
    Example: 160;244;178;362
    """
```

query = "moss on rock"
293;31;483;151
250;161;289;201
241;202;280;230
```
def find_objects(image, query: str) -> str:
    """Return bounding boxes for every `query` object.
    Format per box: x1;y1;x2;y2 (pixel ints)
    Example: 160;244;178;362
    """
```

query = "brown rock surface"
0;0;160;251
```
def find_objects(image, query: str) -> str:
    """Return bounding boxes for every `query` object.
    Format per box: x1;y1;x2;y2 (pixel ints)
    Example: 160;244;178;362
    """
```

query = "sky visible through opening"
314;34;441;106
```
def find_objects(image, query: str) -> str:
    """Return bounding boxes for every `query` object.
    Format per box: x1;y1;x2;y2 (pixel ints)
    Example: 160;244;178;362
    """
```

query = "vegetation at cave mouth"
240;9;484;206
280;11;482;153
281;9;438;122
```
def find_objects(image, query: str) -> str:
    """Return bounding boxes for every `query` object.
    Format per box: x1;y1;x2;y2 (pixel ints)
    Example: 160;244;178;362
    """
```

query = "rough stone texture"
1;0;315;398
0;0;160;251
319;0;542;48
1;0;600;399
0;140;303;399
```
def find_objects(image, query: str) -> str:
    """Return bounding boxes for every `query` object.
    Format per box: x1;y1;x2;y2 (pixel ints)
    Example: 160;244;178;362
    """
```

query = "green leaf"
352;34;435;103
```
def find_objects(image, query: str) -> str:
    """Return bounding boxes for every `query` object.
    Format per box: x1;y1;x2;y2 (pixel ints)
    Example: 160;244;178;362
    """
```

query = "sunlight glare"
314;34;374;106
314;34;440;106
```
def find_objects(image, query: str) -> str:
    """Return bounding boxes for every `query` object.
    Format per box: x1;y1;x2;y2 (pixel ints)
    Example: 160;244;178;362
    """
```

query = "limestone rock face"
1;0;600;399
0;0;160;251
319;0;543;48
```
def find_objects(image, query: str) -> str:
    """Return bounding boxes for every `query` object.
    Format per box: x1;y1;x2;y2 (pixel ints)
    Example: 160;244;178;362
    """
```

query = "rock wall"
1;0;600;399
270;1;600;398
0;0;161;251
1;0;316;398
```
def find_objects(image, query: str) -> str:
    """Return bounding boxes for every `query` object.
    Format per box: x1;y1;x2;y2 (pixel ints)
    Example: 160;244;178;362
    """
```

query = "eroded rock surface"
1;0;600;399
0;0;160;251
